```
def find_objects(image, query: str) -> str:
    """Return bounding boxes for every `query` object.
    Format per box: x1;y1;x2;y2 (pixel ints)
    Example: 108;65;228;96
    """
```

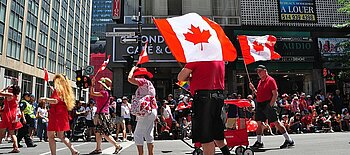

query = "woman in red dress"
0;84;22;153
40;74;79;155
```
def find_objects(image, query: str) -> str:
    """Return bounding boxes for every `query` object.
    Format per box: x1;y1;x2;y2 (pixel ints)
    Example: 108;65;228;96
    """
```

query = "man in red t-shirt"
178;61;231;155
249;65;294;149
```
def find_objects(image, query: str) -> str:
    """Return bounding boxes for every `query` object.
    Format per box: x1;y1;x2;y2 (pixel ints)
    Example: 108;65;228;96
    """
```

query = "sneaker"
280;140;295;149
122;139;128;142
251;141;264;148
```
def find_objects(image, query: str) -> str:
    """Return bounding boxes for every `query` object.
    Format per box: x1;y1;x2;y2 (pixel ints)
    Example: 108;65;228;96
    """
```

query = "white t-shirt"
162;105;172;119
121;103;131;119
37;107;48;118
86;106;97;121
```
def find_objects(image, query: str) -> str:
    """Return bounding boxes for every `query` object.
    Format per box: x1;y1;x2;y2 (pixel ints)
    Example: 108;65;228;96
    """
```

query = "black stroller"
71;117;89;142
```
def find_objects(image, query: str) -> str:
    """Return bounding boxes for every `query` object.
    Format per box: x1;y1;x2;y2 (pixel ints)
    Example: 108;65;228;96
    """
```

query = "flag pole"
243;62;252;84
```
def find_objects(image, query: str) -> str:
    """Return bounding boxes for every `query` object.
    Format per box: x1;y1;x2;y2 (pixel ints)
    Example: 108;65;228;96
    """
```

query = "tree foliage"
336;0;350;81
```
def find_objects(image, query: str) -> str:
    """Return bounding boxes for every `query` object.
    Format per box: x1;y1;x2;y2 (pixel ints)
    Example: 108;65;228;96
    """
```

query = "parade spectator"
115;98;127;142
89;77;122;154
291;96;300;116
29;94;37;139
167;94;177;116
85;100;97;142
324;94;334;112
178;60;231;155
40;74;79;155
247;95;255;119
36;100;48;142
301;111;314;133
226;93;238;130
314;95;323;114
249;65;294;149
0;85;22;153
333;90;344;115
289;113;302;134
128;66;158;155
17;92;37;148
329;111;342;132
341;108;349;131
160;100;173;133
281;115;290;132
278;93;291;119
299;93;308;115
121;96;133;139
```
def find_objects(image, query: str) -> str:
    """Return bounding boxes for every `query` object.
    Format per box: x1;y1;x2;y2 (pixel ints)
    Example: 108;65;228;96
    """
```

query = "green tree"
337;0;350;81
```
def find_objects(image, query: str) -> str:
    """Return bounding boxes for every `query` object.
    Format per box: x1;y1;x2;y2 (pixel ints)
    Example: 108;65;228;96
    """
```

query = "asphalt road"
0;132;349;154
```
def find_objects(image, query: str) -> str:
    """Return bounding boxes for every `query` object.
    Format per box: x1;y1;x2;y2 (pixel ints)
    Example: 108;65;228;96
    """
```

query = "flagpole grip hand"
249;82;257;94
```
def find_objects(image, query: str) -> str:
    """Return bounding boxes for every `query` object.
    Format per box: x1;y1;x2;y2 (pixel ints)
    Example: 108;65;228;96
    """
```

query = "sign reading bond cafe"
107;27;176;63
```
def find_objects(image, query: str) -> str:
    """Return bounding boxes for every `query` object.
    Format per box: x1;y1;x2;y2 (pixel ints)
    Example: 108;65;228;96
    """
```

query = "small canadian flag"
137;42;149;65
238;35;281;65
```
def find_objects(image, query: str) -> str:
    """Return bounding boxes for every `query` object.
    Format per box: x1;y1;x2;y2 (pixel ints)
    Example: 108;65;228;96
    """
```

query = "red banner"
112;0;121;20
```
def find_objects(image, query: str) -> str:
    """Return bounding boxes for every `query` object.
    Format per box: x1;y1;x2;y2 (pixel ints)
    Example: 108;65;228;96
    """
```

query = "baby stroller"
182;99;254;155
71;117;89;142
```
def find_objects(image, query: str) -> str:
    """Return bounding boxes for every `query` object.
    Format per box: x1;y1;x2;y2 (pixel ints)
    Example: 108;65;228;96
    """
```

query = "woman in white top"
121;97;133;136
36;100;48;142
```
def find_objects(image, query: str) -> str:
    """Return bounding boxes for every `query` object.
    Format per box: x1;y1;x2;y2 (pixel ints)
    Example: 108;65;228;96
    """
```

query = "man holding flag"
249;65;294;149
238;35;294;149
154;13;236;155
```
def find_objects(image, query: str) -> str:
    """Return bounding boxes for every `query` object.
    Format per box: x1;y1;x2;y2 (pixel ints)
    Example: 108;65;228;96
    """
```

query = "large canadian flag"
153;13;236;63
238;35;281;65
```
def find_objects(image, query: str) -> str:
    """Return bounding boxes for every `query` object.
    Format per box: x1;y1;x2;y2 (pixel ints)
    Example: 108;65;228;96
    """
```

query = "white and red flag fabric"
43;68;49;82
153;13;236;63
98;55;111;72
137;42;149;65
238;35;281;65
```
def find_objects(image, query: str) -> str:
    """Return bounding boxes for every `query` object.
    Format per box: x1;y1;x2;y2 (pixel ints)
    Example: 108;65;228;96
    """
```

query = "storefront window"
4;69;18;87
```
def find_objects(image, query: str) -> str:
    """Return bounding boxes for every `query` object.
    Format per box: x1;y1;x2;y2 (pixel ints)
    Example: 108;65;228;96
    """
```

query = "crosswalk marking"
102;141;133;154
39;142;89;155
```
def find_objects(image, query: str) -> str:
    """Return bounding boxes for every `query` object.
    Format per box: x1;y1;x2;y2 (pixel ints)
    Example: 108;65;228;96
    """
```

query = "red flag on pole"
137;42;149;65
98;55;111;72
238;35;281;65
44;68;49;82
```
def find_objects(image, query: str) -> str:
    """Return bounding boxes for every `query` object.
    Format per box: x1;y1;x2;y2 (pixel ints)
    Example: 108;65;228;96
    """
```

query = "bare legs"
94;133;121;152
48;131;78;155
136;143;154;155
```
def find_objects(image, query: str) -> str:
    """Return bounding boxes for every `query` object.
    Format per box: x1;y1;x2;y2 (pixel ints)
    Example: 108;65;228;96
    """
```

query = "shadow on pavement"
251;147;280;152
0;146;14;150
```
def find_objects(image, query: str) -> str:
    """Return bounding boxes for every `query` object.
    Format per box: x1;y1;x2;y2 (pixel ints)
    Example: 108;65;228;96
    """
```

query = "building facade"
106;0;350;98
0;0;92;100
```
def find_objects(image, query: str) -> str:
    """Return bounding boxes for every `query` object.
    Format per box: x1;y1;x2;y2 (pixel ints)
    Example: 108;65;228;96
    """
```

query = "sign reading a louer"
278;0;317;23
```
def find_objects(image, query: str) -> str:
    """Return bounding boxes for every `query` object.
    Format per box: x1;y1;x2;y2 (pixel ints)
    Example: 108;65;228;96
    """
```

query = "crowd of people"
0;72;349;154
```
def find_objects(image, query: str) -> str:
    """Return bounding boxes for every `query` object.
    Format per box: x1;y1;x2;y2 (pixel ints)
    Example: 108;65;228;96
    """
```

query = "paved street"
0;132;349;154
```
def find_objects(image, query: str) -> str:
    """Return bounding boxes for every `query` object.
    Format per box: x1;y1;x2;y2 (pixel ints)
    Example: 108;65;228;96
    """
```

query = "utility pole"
137;0;142;57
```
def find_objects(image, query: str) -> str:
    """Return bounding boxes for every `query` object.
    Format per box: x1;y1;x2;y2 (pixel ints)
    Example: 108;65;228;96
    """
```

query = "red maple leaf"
253;40;264;54
183;25;211;51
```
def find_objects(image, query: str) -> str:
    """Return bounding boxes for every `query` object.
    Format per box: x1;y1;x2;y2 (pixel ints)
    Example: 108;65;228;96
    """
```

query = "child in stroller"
71;117;89;141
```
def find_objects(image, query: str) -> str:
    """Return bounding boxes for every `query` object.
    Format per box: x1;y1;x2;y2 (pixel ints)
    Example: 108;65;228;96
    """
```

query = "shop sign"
109;27;176;62
318;38;350;57
278;0;317;23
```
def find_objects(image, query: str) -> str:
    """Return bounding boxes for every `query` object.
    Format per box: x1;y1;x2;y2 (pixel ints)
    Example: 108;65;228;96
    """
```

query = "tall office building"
0;0;92;99
91;0;114;40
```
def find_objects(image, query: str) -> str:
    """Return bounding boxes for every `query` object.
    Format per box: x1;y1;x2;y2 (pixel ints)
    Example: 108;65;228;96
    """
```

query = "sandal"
113;145;123;154
9;149;20;153
89;149;102;154
72;151;81;155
